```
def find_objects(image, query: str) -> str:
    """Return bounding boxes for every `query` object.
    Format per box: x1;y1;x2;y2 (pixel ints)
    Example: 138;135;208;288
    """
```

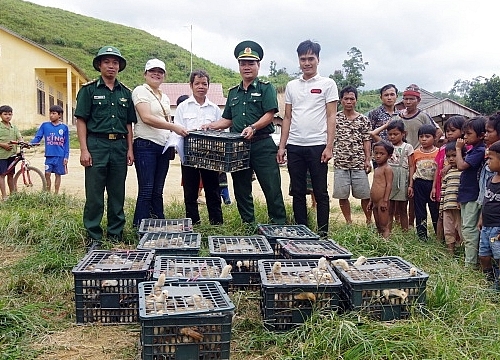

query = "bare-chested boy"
368;141;394;238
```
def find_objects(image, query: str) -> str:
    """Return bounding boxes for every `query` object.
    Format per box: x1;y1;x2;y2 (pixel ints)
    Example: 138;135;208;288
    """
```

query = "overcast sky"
28;0;499;92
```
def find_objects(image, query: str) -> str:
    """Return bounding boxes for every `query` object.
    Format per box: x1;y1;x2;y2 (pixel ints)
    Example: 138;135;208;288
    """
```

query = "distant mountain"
1;0;241;92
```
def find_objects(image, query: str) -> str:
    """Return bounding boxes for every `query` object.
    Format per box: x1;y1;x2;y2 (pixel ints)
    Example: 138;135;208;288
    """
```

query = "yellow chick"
271;261;282;275
318;257;328;271
382;289;408;302
409;267;418;276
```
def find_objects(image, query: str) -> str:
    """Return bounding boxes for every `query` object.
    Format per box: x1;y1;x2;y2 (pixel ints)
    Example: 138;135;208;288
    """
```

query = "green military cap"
234;40;264;61
93;46;127;72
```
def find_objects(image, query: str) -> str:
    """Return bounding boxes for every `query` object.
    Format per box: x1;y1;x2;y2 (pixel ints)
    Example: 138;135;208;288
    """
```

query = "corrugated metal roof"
160;83;227;106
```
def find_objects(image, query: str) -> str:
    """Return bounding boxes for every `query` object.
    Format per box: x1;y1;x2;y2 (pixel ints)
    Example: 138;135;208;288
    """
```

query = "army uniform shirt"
333;111;371;170
75;76;136;132
222;78;277;134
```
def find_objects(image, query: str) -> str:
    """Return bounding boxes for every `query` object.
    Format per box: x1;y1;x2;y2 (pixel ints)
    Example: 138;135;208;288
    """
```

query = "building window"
36;80;46;116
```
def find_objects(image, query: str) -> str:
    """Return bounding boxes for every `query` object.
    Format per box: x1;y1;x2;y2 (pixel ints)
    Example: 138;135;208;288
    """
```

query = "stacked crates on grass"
276;238;352;260
208;235;273;290
137;218;193;239
137;232;201;257
139;281;234;359
257;224;319;255
332;256;429;320
183;130;251;172
72;250;154;324
259;258;342;331
153;256;232;292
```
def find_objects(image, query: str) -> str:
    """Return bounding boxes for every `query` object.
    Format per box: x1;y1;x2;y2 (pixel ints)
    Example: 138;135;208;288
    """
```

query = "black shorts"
0;156;16;175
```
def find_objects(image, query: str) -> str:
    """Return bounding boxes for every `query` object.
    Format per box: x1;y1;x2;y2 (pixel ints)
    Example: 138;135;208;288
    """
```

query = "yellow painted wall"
0;28;87;130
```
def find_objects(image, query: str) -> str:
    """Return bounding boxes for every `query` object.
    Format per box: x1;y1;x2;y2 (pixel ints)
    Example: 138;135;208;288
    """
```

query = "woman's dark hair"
462;116;487;136
373;140;394;156
418;124;437;137
340;85;358;99
387;119;405;133
176;94;189;106
444;115;465;132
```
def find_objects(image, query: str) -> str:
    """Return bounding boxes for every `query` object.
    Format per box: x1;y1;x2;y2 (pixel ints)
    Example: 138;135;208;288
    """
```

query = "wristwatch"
250;125;257;134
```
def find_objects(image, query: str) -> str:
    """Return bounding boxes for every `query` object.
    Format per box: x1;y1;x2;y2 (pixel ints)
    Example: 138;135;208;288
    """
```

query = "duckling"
220;264;232;278
271;261;282;275
318;256;328;271
332;259;350;271
409;267;418;276
353;256;367;267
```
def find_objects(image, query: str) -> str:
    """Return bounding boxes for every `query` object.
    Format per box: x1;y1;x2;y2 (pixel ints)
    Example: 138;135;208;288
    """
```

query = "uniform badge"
244;47;252;54
119;98;128;102
251;93;261;97
93;95;105;99
311;89;322;94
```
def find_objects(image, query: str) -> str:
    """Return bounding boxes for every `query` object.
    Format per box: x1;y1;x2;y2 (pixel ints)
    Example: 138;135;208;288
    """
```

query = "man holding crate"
204;40;286;225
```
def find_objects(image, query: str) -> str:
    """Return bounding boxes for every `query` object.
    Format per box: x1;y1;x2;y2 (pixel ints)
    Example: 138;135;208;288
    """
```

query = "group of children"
0;104;69;200
368;112;500;288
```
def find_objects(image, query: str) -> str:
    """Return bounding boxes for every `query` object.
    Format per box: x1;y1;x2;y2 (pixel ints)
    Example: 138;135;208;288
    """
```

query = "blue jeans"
133;138;171;226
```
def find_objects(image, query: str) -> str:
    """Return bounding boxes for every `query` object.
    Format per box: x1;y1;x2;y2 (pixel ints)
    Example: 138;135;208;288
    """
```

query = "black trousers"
181;165;222;225
413;178;439;240
287;144;330;236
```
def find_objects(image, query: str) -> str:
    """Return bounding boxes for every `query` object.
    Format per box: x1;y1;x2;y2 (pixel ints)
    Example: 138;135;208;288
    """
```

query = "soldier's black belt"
88;133;127;140
248;134;270;143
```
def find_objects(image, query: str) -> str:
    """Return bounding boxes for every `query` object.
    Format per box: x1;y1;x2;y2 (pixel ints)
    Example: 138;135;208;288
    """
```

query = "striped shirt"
440;167;462;211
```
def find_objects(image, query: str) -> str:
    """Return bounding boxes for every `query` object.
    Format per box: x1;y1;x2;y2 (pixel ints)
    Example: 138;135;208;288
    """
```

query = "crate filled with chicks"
208;235;274;291
276;238;353;260
72;250;155;324
331;256;429;321
257;224;320;253
258;257;343;331
139;279;235;360
137;232;201;257
137;218;193;238
183;130;251;172
153;256;233;292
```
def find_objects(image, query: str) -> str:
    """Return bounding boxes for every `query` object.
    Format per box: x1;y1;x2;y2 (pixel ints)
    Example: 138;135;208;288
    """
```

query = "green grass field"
1;192;499;359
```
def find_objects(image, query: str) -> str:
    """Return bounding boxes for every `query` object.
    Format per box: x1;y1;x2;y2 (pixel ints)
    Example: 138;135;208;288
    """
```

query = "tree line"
266;46;500;116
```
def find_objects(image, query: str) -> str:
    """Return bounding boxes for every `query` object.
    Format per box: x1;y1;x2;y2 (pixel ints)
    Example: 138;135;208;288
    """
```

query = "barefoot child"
439;141;463;255
371;119;414;230
0;105;22;200
368;141;394;238
479;140;500;290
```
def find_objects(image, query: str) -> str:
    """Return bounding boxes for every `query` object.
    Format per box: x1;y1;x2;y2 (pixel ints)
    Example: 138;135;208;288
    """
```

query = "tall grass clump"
1;193;500;359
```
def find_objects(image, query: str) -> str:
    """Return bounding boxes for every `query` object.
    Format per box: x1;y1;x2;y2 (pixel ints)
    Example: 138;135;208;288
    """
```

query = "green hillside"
1;0;241;91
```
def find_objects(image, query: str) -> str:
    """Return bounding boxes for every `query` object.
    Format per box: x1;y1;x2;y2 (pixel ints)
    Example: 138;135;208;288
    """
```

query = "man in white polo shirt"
277;40;338;237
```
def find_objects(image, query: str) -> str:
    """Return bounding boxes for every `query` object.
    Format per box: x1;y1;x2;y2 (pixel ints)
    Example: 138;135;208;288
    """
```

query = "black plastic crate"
208;235;274;291
139;281;234;360
332;256;429;320
259;259;342;331
183;130;251;172
276;239;352;260
72;250;154;324
137;218;193;236
153;256;232;292
137;232;201;256
257;224;320;252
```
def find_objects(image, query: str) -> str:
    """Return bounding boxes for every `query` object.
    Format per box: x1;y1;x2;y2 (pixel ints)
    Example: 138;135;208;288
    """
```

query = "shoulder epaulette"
82;79;97;86
259;79;270;84
228;84;238;91
119;81;132;92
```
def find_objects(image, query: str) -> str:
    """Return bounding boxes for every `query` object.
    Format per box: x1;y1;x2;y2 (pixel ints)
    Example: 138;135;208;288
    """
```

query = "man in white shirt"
277;40;338;237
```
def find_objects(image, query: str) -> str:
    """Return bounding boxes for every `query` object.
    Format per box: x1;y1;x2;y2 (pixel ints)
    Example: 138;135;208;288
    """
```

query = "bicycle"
3;141;47;193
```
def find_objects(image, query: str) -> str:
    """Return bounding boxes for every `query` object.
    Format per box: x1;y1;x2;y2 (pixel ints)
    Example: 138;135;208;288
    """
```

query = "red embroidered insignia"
311;89;322;94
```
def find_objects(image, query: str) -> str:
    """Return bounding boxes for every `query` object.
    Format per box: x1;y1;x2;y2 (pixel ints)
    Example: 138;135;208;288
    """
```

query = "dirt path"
24;148;364;215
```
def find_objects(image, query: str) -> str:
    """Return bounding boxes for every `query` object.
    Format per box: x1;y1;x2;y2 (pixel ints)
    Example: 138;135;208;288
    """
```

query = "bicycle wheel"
14;165;47;193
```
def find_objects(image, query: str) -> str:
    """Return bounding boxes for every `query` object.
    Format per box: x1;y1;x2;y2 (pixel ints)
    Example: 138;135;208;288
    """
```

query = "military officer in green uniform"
75;46;136;248
205;40;286;225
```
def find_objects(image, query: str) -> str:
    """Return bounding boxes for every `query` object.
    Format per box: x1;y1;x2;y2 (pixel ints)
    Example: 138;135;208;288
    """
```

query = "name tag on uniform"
94;95;106;99
251;93;261;97
311;89;322;94
120;98;128;102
